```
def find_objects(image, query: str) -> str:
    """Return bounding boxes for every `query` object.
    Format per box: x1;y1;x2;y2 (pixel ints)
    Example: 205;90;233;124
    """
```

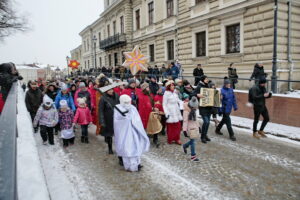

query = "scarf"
188;105;196;121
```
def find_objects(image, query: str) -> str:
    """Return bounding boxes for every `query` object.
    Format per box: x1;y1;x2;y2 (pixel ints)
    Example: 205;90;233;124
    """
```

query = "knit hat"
128;78;136;85
61;84;68;91
175;78;182;84
79;82;86;88
165;80;174;87
188;96;199;108
135;79;140;86
200;75;207;82
59;100;68;108
182;93;189;100
141;82;149;90
77;97;86;105
259;78;267;84
43;95;53;107
224;79;231;85
120;94;131;105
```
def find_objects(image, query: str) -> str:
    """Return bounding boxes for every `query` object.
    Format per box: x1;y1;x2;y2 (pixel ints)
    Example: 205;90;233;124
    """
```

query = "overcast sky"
0;0;104;68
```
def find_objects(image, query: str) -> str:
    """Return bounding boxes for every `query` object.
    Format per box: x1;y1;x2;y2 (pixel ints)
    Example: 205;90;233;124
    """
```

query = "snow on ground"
17;86;94;200
17;87;50;200
277;90;300;99
228;116;300;142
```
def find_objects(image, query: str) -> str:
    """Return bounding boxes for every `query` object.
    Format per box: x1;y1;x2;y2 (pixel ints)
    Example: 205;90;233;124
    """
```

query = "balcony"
99;33;127;50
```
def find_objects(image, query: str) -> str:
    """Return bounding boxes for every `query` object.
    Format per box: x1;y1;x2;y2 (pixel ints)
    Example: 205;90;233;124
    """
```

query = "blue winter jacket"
168;65;180;79
221;87;237;114
55;91;76;112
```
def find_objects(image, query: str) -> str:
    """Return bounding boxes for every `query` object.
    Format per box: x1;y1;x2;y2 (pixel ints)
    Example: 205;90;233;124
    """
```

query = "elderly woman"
163;80;183;144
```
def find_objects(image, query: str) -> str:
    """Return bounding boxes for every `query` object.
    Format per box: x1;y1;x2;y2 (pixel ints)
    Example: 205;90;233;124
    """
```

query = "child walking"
182;96;200;162
58;100;75;148
73;98;92;143
33;96;59;145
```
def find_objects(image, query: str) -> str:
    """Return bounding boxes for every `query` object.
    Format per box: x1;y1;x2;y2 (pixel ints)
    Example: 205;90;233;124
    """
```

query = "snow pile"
17;86;50;200
278;90;300;99
229;116;300;141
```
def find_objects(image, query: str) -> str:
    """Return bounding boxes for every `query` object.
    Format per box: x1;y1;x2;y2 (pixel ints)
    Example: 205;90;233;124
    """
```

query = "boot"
153;135;160;148
81;136;84;143
108;138;114;154
118;157;123;166
183;145;187;154
215;129;223;135
258;131;267;138
229;136;236;141
253;132;261;139
205;136;211;142
84;137;89;144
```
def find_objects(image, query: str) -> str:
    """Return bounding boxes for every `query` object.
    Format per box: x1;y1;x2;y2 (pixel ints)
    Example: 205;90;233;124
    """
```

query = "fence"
0;82;18;200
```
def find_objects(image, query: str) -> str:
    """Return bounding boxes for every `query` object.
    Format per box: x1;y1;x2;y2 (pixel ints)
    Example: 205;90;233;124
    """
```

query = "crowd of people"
0;61;271;172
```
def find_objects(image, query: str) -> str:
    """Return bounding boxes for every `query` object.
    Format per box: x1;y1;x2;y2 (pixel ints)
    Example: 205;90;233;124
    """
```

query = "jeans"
217;113;234;137
201;114;211;139
81;125;89;137
183;139;196;156
253;106;269;132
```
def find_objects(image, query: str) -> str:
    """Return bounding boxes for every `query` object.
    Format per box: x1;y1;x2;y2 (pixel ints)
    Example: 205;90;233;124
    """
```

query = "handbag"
189;129;200;139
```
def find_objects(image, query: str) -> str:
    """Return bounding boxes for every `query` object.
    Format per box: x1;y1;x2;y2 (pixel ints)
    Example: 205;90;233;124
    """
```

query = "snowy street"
17;87;300;200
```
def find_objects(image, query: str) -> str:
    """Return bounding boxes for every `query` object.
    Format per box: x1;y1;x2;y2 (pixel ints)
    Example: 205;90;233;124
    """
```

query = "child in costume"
58;100;75;148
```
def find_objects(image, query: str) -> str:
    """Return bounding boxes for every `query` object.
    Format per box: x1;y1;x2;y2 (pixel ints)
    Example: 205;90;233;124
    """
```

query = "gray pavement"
55;123;300;200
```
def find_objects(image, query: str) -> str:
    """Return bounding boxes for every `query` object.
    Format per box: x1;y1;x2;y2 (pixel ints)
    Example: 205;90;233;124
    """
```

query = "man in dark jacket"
25;81;43;132
249;78;272;139
168;62;179;80
249;62;267;84
45;83;58;101
192;75;212;144
228;63;238;89
149;76;159;95
193;64;204;86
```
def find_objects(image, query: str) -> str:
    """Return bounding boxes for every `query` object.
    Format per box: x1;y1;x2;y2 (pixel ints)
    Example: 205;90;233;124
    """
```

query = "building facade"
72;0;300;91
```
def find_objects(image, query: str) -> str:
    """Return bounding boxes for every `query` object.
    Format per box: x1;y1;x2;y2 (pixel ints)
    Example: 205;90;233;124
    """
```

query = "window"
226;23;240;53
99;57;102;67
84;41;86;52
149;44;155;62
148;2;154;25
88;60;90;68
108;54;112;66
167;40;174;60
196;31;206;57
120;16;124;34
135;9;140;30
98;32;101;46
113;21;116;35
122;51;125;63
114;53;118;65
195;0;205;4
87;40;89;51
167;0;174;17
107;24;110;37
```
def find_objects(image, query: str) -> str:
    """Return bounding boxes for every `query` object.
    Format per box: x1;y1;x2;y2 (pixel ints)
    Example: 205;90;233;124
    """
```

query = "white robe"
114;104;150;172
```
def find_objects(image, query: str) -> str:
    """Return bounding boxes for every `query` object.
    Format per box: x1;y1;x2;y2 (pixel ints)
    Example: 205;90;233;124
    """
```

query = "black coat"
193;68;204;78
77;90;92;110
250;64;267;81
99;93;119;137
192;81;212;116
228;67;238;83
25;88;43;114
249;85;272;107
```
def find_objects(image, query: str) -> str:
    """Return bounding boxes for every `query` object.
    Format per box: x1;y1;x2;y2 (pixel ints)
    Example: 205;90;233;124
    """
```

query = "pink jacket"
182;102;200;132
73;107;92;125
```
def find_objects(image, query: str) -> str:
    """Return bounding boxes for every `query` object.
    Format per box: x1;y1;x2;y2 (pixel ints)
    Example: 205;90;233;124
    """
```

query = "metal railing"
0;82;18;200
99;33;127;50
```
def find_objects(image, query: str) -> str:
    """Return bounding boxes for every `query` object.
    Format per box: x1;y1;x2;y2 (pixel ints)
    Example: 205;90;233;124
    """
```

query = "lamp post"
66;56;70;77
92;35;97;72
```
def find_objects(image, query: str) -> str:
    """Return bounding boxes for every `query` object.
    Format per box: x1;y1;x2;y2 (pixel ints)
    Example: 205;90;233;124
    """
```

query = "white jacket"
163;91;183;123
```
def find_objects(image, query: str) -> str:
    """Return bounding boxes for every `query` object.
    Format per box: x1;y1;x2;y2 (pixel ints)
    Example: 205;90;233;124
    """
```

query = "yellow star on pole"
122;45;149;75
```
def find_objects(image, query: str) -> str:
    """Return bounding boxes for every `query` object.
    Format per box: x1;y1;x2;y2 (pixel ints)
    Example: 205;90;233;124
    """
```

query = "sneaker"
191;156;200;162
258;131;267;138
183;145;187;154
205;137;211;142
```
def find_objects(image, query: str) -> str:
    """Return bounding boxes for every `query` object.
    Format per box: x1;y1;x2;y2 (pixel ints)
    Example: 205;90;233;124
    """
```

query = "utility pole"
271;0;278;93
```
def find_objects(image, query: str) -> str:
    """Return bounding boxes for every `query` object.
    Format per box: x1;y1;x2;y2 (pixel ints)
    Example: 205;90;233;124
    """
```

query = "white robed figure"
114;95;150;172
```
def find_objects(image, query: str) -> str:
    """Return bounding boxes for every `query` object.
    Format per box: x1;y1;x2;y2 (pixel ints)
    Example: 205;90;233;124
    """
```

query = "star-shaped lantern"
68;60;80;70
122;45;149;75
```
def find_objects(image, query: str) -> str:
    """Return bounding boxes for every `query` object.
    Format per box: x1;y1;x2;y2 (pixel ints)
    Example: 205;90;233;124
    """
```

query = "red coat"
113;87;123;96
73;107;92;125
0;93;5;113
88;86;97;124
154;95;164;112
138;93;153;128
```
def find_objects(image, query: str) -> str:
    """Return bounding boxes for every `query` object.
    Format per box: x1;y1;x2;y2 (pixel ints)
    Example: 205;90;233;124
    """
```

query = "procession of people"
0;61;273;172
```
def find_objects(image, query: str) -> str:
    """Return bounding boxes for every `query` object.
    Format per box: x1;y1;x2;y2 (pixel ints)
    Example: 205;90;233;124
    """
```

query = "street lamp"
66;56;70;77
92;35;97;72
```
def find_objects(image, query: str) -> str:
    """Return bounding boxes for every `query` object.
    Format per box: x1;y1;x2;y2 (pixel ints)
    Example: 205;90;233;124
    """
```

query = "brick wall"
232;91;300;128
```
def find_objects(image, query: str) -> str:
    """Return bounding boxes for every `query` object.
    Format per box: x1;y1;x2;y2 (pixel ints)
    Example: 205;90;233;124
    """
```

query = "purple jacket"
58;109;74;130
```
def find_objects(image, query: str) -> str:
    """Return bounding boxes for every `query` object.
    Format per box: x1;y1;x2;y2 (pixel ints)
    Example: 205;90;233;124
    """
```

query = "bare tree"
0;0;28;39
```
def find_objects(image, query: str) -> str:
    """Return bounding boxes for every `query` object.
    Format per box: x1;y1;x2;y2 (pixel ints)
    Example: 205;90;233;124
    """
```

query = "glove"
234;108;238;111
